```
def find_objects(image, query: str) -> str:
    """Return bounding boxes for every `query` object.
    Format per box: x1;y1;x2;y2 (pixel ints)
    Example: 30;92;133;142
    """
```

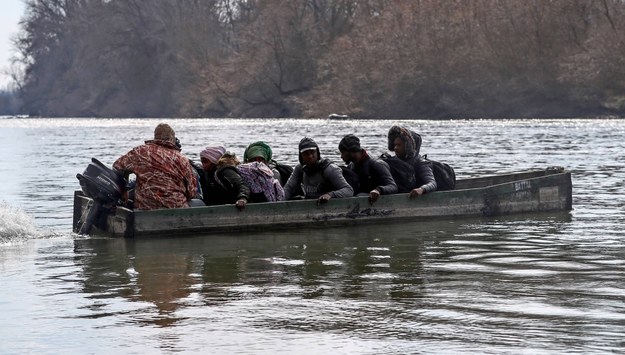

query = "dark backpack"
379;154;417;193
423;154;456;191
338;166;359;196
272;160;293;186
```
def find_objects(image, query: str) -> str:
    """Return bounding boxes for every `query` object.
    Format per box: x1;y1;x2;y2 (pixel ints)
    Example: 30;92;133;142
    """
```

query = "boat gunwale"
73;168;572;238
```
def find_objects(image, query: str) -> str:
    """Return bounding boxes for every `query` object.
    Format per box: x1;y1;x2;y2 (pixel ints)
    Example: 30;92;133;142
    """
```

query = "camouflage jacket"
113;140;197;210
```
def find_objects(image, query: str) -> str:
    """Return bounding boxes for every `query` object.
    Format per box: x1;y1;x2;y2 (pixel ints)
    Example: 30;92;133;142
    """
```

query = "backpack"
379;154;417;193
271;160;293;186
423;154;456;191
338;166;359;196
236;162;285;201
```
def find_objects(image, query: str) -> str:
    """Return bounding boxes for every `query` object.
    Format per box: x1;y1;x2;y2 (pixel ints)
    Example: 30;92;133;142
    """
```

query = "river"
1;117;624;354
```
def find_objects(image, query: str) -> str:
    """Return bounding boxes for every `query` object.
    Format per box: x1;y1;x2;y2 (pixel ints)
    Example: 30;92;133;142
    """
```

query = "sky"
0;0;25;89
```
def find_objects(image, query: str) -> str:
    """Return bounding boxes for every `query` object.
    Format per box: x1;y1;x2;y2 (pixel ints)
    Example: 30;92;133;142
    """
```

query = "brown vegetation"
11;0;625;118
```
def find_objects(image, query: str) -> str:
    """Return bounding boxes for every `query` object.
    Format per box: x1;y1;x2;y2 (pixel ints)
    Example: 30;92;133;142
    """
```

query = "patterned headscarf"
237;162;285;202
200;146;226;164
243;141;273;162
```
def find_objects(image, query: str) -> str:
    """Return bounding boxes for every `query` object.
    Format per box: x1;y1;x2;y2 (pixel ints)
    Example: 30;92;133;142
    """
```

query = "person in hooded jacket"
339;134;397;204
214;152;251;210
387;126;437;197
283;137;353;203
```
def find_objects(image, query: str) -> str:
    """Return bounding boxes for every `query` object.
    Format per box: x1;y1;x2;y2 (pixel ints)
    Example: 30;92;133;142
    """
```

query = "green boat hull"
73;167;573;238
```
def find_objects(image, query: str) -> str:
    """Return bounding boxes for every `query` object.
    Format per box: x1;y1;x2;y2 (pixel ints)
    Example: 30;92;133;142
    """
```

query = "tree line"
8;0;625;118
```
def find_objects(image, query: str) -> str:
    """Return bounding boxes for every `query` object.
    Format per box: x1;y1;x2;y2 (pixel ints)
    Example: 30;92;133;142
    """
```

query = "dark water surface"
1;118;624;354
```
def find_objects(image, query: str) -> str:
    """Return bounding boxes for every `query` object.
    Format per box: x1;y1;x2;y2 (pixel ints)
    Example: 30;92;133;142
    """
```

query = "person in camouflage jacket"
113;123;197;210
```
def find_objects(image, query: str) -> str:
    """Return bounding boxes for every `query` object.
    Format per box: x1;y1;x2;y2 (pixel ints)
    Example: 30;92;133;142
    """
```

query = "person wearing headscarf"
387;126;437;197
200;146;226;167
339;134;397;204
194;145;232;206
243;141;283;184
243;141;273;163
211;151;286;209
283;137;353;202
113;123;198;210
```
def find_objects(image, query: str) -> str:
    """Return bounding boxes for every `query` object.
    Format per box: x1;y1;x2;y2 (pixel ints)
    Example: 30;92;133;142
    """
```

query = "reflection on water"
1;118;625;353
60;213;622;352
73;221;439;317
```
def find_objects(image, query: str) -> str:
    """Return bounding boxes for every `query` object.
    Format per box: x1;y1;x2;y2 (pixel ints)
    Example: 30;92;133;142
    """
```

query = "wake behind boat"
73;162;572;238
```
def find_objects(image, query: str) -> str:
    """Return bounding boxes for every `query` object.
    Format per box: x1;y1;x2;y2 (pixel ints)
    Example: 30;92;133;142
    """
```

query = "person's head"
154;123;176;144
244;141;273;163
200;145;226;171
392;136;407;159
217;152;240;167
338;134;362;164
388;126;421;160
298;137;320;167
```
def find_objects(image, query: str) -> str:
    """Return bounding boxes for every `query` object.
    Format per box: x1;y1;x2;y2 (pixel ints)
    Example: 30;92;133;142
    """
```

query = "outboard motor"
75;158;126;235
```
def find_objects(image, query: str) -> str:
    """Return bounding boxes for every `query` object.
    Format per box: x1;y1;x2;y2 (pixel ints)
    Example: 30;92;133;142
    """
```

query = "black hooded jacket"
347;150;398;195
387;126;437;193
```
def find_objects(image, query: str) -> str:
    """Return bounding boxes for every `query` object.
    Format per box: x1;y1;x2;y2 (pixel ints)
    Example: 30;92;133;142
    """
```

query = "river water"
0;117;624;354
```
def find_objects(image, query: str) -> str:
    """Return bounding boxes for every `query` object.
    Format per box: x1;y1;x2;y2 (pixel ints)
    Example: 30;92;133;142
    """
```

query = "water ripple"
1;118;625;353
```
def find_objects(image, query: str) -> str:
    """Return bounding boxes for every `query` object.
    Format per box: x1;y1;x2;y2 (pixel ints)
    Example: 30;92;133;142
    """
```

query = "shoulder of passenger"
324;162;342;172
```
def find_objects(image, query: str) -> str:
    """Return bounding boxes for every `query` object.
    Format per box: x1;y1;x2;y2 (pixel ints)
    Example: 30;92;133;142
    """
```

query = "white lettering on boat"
514;181;531;191
511;191;531;201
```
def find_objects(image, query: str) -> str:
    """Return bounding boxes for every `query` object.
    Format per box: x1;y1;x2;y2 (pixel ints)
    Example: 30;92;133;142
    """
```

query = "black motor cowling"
75;158;126;235
76;158;125;205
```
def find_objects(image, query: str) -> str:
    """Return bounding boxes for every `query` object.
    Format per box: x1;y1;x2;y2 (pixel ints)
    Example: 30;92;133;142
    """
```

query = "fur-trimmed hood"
387;126;422;160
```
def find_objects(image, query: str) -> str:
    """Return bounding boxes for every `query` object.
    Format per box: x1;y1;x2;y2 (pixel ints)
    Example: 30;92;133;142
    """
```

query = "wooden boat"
73;167;572;238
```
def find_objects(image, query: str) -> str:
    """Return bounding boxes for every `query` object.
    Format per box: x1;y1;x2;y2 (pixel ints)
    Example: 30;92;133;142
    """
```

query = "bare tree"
13;0;625;118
